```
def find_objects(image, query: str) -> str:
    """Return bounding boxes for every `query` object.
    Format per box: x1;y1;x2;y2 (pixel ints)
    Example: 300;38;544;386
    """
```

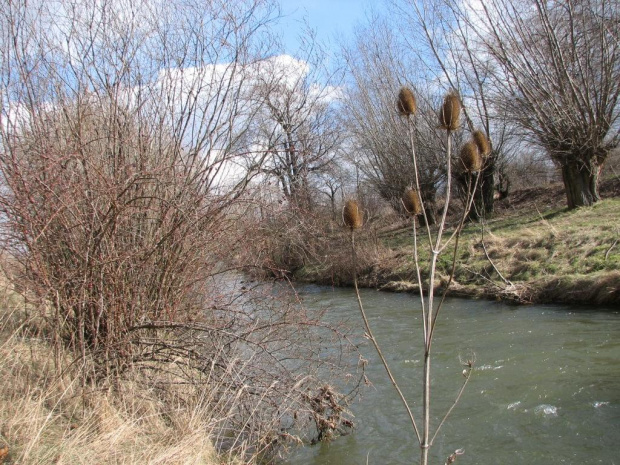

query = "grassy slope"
298;180;620;306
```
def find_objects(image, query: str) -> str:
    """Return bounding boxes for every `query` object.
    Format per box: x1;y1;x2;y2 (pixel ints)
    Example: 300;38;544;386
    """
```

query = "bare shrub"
0;276;358;463
239;191;383;290
0;1;358;460
502;150;559;191
1;99;236;373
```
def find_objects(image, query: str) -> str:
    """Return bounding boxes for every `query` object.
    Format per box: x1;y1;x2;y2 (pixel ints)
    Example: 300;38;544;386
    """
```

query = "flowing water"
284;285;620;465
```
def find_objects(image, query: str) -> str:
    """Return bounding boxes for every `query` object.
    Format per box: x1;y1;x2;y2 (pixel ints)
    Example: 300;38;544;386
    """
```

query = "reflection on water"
284;285;620;465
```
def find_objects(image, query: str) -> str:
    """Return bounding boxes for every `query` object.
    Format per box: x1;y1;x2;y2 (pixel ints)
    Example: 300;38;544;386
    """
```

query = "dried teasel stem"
402;188;422;216
397;86;417;116
472;129;491;157
343;199;363;230
349;207;421;444
459;141;482;173
439;92;461;131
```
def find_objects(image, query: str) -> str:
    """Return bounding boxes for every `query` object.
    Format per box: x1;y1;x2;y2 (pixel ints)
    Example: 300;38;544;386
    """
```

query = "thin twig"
479;218;513;286
535;205;558;234
481;238;512;286
437;169;481;255
350;230;421;444
406;118;429;342
401;201;427;342
605;239;618;261
407;117;434;250
459;264;504;288
432;170;481;341
431;365;473;445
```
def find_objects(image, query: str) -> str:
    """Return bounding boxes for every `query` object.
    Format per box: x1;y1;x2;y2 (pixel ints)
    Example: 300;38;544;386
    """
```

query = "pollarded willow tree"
471;0;620;208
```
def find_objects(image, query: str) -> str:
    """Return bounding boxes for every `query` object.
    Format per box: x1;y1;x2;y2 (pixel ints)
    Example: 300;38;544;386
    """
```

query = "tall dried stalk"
350;89;481;464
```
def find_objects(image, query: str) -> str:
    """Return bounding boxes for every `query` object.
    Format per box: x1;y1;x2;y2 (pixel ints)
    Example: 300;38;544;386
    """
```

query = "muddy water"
285;285;620;465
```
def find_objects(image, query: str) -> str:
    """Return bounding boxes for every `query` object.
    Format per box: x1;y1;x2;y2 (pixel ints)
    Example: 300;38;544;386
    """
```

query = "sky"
276;0;374;54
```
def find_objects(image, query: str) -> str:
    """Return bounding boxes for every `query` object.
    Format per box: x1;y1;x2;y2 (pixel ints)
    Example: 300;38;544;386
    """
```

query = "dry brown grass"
0;260;359;464
447;198;620;302
0;278;237;465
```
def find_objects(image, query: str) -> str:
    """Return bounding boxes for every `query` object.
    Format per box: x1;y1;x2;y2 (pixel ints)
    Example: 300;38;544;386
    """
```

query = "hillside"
296;178;620;306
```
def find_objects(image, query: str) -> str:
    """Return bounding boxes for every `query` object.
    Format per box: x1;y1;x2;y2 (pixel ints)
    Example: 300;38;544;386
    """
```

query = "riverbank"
294;179;620;306
0;277;234;465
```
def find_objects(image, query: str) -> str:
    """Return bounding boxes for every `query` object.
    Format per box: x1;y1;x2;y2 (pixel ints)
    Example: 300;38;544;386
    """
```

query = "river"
284;285;620;465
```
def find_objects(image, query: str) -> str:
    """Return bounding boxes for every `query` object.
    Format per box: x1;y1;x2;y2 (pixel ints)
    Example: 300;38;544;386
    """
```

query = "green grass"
417;198;619;303
306;197;620;305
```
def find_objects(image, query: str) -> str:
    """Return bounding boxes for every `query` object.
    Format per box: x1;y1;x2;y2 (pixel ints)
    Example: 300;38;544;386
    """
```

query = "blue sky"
276;0;374;53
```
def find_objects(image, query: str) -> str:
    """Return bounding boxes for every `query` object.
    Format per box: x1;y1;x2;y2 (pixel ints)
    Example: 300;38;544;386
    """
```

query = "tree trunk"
421;189;437;226
468;158;496;221
560;159;600;209
481;156;496;214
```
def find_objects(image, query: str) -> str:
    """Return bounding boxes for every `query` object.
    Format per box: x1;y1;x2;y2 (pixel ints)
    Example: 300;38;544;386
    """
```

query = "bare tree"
315;158;351;221
249;45;343;210
465;0;620;208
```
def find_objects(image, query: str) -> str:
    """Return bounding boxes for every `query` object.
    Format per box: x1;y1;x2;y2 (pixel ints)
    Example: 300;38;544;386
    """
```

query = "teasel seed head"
459;141;482;172
472;129;491;157
343;199;363;230
439;92;461;131
402;188;422;216
397;87;417;116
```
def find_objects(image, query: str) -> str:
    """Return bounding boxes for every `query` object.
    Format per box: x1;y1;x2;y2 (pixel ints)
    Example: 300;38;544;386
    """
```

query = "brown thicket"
0;0;357;459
